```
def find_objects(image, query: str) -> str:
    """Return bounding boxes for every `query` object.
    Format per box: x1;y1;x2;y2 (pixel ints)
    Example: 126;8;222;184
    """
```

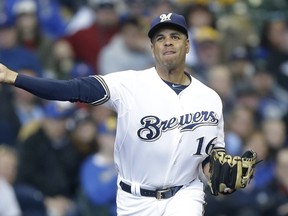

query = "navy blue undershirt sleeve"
14;74;107;104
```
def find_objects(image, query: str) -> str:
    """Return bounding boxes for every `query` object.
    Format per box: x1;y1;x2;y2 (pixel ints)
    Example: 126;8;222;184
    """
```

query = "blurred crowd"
0;0;288;216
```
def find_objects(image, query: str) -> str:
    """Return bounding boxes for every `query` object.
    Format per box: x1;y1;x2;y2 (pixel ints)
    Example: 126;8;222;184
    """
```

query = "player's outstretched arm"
0;63;109;105
0;63;18;85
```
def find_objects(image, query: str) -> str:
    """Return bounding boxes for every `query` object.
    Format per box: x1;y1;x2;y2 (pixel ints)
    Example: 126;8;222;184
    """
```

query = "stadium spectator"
16;101;81;216
0;145;21;216
262;148;288;216
190;26;223;83
224;105;256;155
12;0;55;74
262;118;288;159
98;17;153;74
227;46;255;94
251;63;287;121
89;105;117;126
207;64;235;117
70;111;98;160
50;39;94;80
243;130;275;190
184;4;216;67
0;12;42;77
258;17;288;101
120;0;148;21
0;67;44;146
64;0;120;74
5;0;67;39
78;116;118;216
235;85;261;124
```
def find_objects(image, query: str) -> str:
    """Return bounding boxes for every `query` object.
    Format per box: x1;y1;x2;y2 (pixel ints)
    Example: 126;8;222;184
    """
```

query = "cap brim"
148;22;188;39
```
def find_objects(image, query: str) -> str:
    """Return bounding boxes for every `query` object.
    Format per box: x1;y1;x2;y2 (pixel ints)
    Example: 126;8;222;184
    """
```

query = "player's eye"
156;36;164;42
171;35;180;40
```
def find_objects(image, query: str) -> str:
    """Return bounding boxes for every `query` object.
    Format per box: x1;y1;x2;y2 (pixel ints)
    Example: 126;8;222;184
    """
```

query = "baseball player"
0;13;257;216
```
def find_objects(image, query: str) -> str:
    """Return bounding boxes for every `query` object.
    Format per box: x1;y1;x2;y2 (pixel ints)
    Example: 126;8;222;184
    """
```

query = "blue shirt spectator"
79;116;118;216
6;0;67;39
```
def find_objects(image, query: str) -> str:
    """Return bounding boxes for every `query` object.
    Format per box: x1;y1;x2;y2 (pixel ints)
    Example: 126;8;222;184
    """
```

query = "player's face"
151;27;189;70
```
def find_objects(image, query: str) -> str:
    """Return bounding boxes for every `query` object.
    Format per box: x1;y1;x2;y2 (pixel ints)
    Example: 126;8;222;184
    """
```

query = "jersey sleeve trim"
89;75;110;105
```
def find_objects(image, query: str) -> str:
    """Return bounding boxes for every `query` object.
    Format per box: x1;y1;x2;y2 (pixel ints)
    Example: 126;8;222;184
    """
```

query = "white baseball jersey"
100;67;225;189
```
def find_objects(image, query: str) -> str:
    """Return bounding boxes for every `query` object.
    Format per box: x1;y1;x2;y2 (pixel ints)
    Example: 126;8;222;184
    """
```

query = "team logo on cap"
160;13;172;22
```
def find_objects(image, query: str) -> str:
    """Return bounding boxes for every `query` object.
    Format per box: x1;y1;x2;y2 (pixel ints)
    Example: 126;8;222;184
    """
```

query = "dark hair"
119;17;140;30
259;14;287;50
183;4;216;28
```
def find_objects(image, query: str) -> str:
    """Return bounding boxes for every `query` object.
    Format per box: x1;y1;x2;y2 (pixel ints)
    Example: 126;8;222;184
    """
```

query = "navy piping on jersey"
89;75;110;105
163;80;188;94
14;74;110;105
162;72;191;95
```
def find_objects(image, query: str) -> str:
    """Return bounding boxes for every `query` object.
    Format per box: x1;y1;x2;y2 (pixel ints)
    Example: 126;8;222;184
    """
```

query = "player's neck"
156;66;190;85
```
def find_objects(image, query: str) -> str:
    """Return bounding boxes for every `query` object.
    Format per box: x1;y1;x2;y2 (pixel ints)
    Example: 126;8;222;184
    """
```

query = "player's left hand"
207;149;258;196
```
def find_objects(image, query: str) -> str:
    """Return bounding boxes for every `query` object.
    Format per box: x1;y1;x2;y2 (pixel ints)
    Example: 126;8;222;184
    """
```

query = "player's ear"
186;38;190;54
150;43;155;58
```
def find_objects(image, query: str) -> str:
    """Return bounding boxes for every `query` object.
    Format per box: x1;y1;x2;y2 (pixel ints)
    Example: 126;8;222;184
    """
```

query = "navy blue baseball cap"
148;13;188;40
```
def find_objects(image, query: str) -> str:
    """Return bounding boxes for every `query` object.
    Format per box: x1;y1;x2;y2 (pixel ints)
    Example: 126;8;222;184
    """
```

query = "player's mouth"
163;50;176;56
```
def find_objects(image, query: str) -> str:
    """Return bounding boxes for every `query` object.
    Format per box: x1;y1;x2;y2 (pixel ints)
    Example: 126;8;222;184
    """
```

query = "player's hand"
0;63;18;84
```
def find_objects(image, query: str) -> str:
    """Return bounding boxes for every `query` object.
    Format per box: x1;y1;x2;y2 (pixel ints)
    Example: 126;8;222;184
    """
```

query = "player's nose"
164;37;173;46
